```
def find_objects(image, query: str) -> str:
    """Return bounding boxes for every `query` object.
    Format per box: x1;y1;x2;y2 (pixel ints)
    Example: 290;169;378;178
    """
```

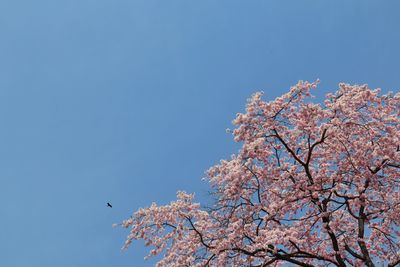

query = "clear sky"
0;1;399;266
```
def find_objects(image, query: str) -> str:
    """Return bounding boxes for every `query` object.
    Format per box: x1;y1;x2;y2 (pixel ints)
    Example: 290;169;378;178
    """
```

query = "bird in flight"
107;202;112;208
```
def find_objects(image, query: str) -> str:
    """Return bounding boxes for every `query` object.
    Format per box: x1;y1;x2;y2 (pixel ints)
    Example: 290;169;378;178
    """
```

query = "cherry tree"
115;81;400;266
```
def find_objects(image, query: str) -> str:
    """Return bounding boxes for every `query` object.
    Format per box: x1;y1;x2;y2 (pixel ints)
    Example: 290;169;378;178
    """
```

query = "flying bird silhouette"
107;202;112;208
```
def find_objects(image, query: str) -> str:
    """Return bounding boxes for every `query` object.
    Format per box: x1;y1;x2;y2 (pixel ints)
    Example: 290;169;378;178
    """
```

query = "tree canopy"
116;81;400;266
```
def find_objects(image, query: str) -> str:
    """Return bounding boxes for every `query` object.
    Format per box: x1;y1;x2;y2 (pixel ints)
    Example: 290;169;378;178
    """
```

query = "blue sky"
0;1;399;266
